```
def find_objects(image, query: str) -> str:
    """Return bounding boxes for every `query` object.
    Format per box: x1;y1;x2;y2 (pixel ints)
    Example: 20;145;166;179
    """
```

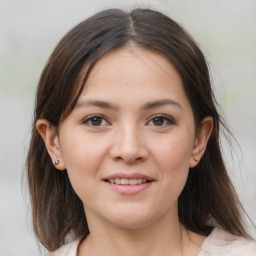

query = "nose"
109;124;148;164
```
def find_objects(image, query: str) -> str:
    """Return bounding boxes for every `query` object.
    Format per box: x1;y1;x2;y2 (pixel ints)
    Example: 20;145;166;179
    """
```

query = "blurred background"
0;0;255;255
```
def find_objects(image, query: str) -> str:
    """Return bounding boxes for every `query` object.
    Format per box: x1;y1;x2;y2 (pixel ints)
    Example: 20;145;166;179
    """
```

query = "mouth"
102;173;155;194
104;178;153;185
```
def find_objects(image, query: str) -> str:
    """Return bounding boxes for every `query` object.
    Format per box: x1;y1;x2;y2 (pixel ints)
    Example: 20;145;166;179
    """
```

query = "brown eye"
90;117;103;126
83;116;109;127
152;117;165;126
148;115;175;127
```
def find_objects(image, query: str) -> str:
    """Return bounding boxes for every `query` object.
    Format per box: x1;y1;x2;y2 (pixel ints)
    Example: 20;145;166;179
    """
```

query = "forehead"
80;47;185;101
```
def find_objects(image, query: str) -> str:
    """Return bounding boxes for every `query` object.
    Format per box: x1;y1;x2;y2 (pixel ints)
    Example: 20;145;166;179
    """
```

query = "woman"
26;8;256;255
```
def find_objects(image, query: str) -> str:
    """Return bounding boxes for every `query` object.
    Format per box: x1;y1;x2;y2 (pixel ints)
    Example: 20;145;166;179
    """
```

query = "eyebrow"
75;100;119;110
75;99;182;110
141;99;183;110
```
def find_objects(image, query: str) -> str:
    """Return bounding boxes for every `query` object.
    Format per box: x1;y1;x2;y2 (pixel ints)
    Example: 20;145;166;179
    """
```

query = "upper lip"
103;172;155;181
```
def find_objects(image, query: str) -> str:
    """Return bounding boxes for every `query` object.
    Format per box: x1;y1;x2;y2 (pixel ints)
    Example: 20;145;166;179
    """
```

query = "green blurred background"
0;0;255;255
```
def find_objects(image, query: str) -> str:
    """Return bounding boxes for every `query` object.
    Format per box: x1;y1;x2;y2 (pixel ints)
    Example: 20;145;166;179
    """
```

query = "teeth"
107;178;149;185
129;179;138;185
121;178;128;185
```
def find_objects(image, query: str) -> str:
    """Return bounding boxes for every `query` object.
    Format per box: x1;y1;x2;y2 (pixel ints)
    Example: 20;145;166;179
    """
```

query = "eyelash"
82;115;110;127
82;114;176;127
147;115;176;127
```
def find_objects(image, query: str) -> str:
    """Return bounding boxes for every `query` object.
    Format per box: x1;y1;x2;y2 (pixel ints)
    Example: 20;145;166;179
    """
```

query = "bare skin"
78;223;206;256
37;46;213;256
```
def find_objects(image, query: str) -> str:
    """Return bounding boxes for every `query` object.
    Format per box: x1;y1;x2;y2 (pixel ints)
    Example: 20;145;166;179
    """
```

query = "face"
39;47;212;230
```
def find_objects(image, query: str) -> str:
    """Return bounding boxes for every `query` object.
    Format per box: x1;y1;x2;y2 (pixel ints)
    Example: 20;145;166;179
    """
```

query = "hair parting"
26;8;251;251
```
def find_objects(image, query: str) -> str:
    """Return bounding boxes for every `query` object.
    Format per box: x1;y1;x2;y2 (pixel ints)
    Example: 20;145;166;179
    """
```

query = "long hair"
26;8;249;251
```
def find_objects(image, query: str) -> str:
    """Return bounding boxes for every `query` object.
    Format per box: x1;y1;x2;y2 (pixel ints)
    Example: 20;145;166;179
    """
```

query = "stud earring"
194;158;199;161
54;160;59;165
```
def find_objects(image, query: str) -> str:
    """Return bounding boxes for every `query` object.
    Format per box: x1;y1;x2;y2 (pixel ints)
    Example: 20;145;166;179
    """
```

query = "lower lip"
104;181;153;195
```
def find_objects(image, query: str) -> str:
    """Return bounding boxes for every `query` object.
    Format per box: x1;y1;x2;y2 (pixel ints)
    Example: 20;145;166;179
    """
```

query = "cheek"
59;132;106;193
151;132;194;192
60;129;105;170
153;133;194;170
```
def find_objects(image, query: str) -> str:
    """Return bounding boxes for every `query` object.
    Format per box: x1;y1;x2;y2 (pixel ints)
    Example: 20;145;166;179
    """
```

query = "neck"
79;211;186;256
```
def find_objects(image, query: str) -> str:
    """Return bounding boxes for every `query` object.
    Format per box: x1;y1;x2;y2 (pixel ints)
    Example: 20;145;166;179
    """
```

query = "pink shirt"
46;228;256;255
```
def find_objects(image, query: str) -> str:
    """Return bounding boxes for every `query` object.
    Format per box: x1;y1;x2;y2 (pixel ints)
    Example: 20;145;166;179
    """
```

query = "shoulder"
199;228;256;255
44;238;81;256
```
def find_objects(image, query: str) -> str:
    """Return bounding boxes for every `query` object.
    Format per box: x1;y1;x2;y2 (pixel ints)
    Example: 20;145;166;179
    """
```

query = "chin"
103;206;160;230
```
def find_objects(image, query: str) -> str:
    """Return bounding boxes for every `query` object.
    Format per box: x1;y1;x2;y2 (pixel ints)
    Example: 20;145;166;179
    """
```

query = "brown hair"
26;8;249;251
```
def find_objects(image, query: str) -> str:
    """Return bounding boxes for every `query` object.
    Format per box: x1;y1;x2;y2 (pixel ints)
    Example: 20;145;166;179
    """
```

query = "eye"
83;115;109;127
148;115;175;127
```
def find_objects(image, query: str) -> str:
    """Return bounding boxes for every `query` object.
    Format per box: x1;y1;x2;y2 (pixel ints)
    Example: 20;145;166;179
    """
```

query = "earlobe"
189;116;213;168
36;119;66;170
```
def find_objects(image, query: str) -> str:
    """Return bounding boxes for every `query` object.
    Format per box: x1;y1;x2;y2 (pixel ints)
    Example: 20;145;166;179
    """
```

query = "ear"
36;119;66;170
189;116;213;168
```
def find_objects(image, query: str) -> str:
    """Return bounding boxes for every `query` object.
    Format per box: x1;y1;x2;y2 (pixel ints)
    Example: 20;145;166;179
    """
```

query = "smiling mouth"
104;178;153;185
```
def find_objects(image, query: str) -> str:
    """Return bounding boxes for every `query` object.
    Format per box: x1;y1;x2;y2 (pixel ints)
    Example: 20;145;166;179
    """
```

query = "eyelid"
82;114;111;126
147;114;176;126
81;114;176;127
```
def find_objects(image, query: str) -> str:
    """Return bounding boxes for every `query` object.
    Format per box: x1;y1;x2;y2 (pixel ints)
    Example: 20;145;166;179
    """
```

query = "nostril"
109;134;148;163
114;155;144;164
